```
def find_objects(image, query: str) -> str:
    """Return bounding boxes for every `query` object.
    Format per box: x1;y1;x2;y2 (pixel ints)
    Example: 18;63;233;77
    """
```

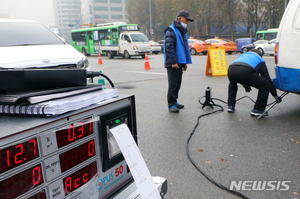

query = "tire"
257;48;264;56
190;48;197;55
124;50;131;59
141;55;145;58
227;51;232;55
154;52;158;54
242;48;248;53
202;51;207;55
107;51;114;59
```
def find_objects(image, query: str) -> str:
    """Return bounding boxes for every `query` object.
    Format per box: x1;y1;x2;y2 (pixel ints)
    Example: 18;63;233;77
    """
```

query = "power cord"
187;91;259;199
188;90;288;198
86;71;115;88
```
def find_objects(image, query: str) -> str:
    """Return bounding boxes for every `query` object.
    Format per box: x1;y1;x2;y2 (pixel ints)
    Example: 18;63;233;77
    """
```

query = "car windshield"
194;40;204;43
130;34;149;42
0;22;64;47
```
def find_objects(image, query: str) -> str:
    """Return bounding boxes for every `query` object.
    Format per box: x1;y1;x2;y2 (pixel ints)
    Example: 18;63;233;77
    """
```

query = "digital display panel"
63;161;97;195
59;140;95;173
56;117;94;148
0;138;39;174
0;164;44;199
28;190;47;199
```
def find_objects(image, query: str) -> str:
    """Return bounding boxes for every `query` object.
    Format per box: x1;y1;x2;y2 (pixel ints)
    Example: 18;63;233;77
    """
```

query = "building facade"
81;0;129;27
53;0;82;43
53;0;129;43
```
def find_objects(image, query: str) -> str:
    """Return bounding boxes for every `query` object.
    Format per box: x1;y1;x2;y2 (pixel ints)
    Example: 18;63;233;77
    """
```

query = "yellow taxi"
205;37;237;54
188;39;211;55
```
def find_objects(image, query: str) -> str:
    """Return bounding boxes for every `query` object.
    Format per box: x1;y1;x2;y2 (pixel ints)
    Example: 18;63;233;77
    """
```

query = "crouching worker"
227;49;281;116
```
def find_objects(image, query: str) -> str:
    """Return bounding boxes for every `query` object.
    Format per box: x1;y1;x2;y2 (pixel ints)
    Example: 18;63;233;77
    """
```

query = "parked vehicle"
255;39;276;56
0;19;89;69
205;38;237;54
158;40;164;53
188;39;211;55
235;38;255;52
241;40;268;53
149;41;162;54
273;0;300;93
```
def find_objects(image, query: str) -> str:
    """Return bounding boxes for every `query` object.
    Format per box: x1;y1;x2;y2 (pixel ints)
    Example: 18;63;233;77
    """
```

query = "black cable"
86;71;115;88
198;96;273;106
186;99;250;199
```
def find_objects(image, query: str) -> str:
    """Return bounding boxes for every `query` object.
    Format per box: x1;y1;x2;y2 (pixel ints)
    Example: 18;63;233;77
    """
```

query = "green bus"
71;22;140;55
255;28;278;41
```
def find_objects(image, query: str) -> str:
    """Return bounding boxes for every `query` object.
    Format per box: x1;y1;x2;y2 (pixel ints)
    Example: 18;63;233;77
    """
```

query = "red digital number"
78;122;84;138
0;164;44;199
88;141;94;157
68;124;75;142
0;139;39;174
33;166;41;185
28;139;37;157
14;144;23;164
59;140;96;173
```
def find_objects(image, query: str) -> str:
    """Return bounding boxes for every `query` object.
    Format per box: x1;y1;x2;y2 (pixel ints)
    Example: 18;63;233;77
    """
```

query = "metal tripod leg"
257;92;289;120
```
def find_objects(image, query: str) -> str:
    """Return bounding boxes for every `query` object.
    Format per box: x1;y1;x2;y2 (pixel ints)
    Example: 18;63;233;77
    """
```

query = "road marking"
125;71;167;75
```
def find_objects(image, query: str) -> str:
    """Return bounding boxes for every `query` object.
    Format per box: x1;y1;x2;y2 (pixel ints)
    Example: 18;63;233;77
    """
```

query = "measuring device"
0;95;167;199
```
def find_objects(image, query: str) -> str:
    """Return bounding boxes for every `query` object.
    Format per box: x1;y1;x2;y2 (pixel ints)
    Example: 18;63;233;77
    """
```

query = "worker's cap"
177;10;194;22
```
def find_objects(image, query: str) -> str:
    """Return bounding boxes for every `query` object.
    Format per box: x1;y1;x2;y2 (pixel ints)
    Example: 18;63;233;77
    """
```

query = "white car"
255;39;276;56
0;19;89;69
149;41;162;54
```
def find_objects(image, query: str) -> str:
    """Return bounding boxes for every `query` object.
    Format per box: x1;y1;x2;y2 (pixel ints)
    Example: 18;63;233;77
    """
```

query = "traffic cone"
98;71;106;89
143;52;151;70
98;52;103;64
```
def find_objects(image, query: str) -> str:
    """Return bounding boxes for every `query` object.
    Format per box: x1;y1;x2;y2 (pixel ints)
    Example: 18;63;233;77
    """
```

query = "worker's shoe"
169;105;179;113
250;109;268;117
175;102;184;109
228;106;235;113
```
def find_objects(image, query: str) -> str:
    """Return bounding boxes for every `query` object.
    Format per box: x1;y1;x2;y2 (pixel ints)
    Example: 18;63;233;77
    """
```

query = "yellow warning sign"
205;46;228;76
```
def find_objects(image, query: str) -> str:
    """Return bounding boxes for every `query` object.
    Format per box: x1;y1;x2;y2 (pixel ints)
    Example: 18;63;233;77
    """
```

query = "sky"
0;0;55;27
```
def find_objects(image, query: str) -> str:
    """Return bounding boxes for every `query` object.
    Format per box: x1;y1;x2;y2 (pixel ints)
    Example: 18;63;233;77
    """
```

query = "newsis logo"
230;181;291;191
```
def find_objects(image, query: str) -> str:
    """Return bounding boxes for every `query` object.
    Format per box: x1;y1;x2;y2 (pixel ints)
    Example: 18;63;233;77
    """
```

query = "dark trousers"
228;65;272;111
167;66;183;107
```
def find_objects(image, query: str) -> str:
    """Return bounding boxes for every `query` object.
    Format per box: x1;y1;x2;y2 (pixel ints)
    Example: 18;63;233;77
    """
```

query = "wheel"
141;55;145;58
227;51;232;55
107;51;114;59
258;48;264;56
81;48;87;56
202;51;207;55
154;52;158;54
242;48;248;53
190;48;197;55
124;50;131;59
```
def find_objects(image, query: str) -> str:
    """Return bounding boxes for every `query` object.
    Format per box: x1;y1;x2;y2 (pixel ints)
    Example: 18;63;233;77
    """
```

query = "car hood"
0;44;85;69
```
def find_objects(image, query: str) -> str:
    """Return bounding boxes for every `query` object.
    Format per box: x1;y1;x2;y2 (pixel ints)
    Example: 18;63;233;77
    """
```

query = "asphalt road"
88;53;300;199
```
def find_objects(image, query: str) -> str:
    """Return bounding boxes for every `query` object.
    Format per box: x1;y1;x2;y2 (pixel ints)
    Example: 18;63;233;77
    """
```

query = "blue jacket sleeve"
164;28;177;65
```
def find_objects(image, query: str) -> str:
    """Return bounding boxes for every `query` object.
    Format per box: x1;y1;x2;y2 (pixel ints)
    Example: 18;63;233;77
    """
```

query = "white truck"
100;31;151;59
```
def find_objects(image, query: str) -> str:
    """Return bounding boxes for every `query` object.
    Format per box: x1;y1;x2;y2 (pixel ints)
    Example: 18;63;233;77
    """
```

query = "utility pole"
149;0;152;40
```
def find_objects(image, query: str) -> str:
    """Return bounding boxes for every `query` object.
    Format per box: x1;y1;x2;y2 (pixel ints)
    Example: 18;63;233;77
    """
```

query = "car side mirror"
127;38;131;43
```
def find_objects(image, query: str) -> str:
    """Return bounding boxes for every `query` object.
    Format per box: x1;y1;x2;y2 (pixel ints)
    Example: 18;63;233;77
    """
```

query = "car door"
119;34;130;53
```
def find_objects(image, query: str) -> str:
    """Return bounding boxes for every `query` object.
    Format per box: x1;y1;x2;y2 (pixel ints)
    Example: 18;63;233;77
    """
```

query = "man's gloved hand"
275;96;282;103
243;85;252;93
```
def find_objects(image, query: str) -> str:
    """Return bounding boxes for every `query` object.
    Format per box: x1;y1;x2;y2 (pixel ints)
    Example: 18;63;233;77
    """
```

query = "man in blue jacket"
227;49;281;116
164;10;193;113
